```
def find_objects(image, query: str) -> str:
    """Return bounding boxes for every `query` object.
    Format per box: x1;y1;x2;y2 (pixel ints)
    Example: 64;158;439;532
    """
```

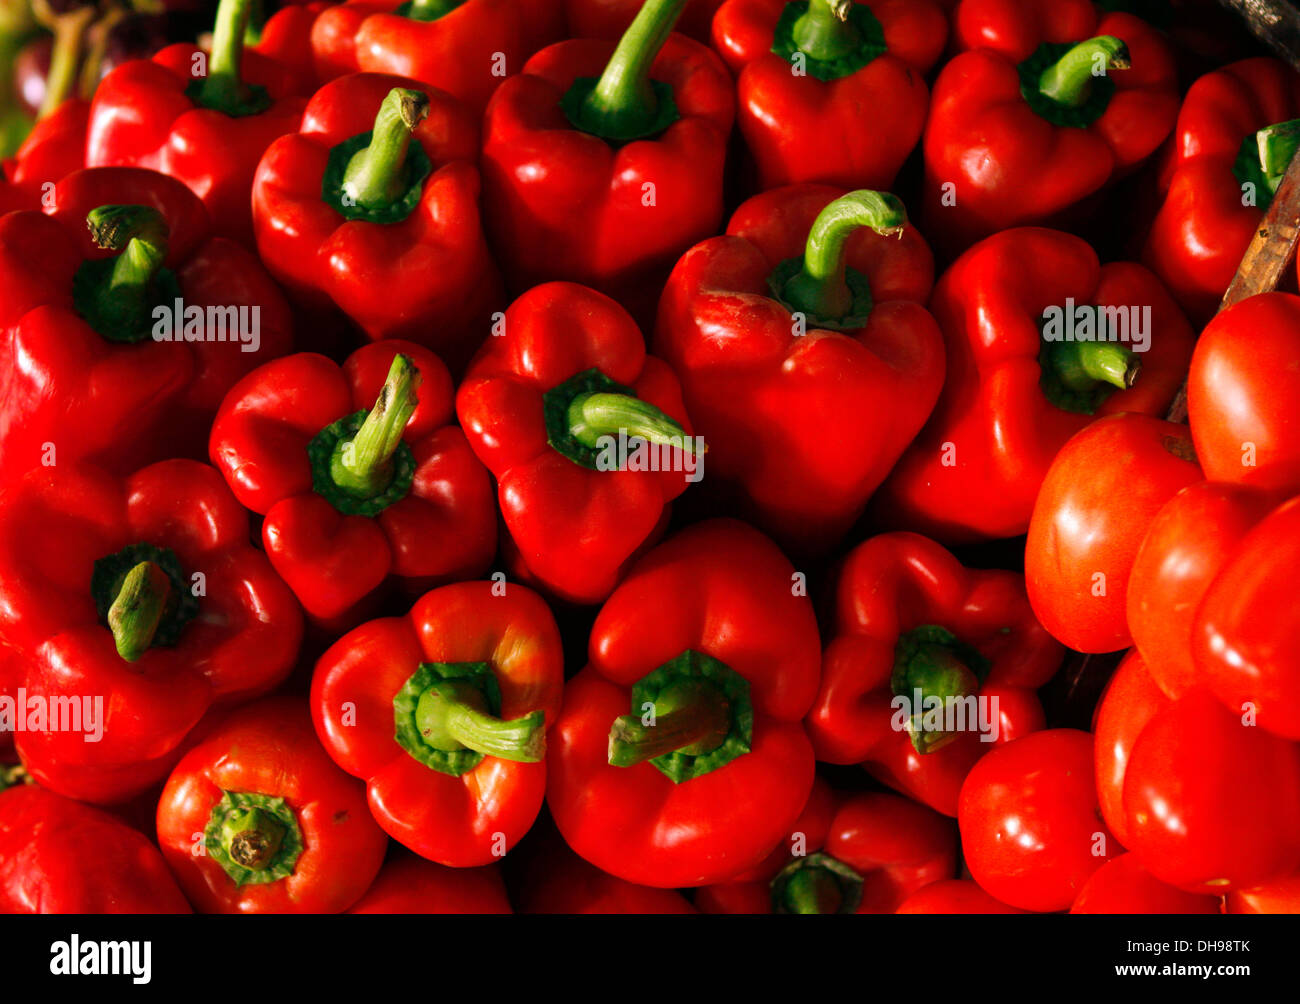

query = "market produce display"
3;0;1300;923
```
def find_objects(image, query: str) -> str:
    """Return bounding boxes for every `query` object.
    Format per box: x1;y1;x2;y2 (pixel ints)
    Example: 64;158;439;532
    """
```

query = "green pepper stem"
783;867;845;915
330;353;421;498
1037;35;1129;108
567;392;698;453
84;205;170;347
608;679;731;767
220;807;287;870
342;87;429;210
791;0;859;62
414;681;546;762
580;0;687;137
37;3;95;120
196;0;258;111
405;0;464;20
778;190;906;321
107;561;172;663
1046;339;1140;393
1255;119;1300;195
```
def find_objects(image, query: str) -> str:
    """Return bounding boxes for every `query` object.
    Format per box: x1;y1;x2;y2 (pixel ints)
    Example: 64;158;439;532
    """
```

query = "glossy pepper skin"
923;6;1178;253
0;784;192;914
0;96;89;212
0;460;303;804
86;0;310;247
568;0;724;41
210;342;496;627
1025;414;1201;654
157;698;388;913
1143;59;1300;324
875;228;1194;543
808;533;1063;817
311;0;565;114
1069;853;1222;914
312;581;564;867
254;1;333;88
0;169;293;482
895;878;1026;914
695;790;956;915
252;74;503;371
714;0;946;192
655;185;943;555
458;282;696;605
481;0;734;325
548;519;821;889
347;853;512;913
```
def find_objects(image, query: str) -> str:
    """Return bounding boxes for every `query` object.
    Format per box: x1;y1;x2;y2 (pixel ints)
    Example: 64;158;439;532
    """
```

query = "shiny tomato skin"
1070;853;1222;914
959;729;1116;913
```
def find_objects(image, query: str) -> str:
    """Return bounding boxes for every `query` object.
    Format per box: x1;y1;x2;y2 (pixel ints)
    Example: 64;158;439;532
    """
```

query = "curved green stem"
342;87;429;210
38;4;95;120
330;353;421;499
1045;340;1139;393
195;0;262;114
107;561;172;663
608;679;731;767
1037;35;1129;107
83;205;170;345
220;806;286;870
567;392;697;453
791;0;859;62
415;681;545;762
776;190;906;322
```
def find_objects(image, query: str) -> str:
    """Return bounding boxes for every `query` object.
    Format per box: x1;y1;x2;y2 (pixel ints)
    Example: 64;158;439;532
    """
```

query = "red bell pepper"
311;0;565;113
0;96;89;212
1025;414;1202;654
0;783;192;914
86;0;310;247
1228;873;1300;915
718;774;835;885
695;790;956;914
1142;58;1300;324
807;532;1063;817
251;75;503;371
1092;649;1165;850
923;6;1178;253
1188;292;1300;497
713;0;946;191
1127;480;1279;699
457;282;697;605
1069;852;1222;914
655;185;943;555
0;459;303;804
157;698;389;913
895;878;1026;914
547;518;822;888
481;0;734;325
875;228;1195;543
959;728;1116;913
568;0;724;41
0;168;293;481
312;581;564;867
210;342;496;627
347;852;512;913
254;0;334;87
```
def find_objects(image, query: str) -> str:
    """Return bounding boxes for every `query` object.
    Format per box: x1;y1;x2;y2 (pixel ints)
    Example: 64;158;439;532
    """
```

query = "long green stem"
330;354;421;498
37;3;95;120
567;392;697;453
415;681;546;762
107;561;172;663
576;0;687;138
196;0;259;112
342;88;429;209
608;679;731;767
84;205;170;340
1045;340;1140;393
1038;36;1129;107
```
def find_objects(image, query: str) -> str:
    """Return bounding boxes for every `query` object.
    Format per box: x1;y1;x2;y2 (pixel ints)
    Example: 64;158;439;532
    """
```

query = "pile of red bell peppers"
1;0;1298;917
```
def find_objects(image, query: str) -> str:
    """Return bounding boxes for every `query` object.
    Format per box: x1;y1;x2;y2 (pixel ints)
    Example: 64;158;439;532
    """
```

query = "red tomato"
1026;414;1201;653
958;729;1116;912
1188;292;1300;496
1093;650;1169;850
1123;689;1300;893
895;879;1027;914
1070;853;1222;914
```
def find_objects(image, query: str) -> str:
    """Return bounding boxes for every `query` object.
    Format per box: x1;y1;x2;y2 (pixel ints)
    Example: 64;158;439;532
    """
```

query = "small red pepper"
655;184;943;555
0;97;90;212
254;0;334;88
1142;58;1300;324
0;169;293;481
548;519;822;888
348;852;512;913
696;790;957;914
875;228;1195;543
457;282;697;605
311;0;565;113
210;342;497;627
713;0;946;191
481;0;734;324
923;6;1178;253
252;75;503;371
312;581;564;866
808;532;1062;817
0;783;192;914
86;0;310;247
0;460;303;804
157;698;389;913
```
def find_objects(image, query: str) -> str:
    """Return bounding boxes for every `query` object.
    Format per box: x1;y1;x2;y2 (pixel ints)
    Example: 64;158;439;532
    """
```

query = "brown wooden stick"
1215;0;1300;66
